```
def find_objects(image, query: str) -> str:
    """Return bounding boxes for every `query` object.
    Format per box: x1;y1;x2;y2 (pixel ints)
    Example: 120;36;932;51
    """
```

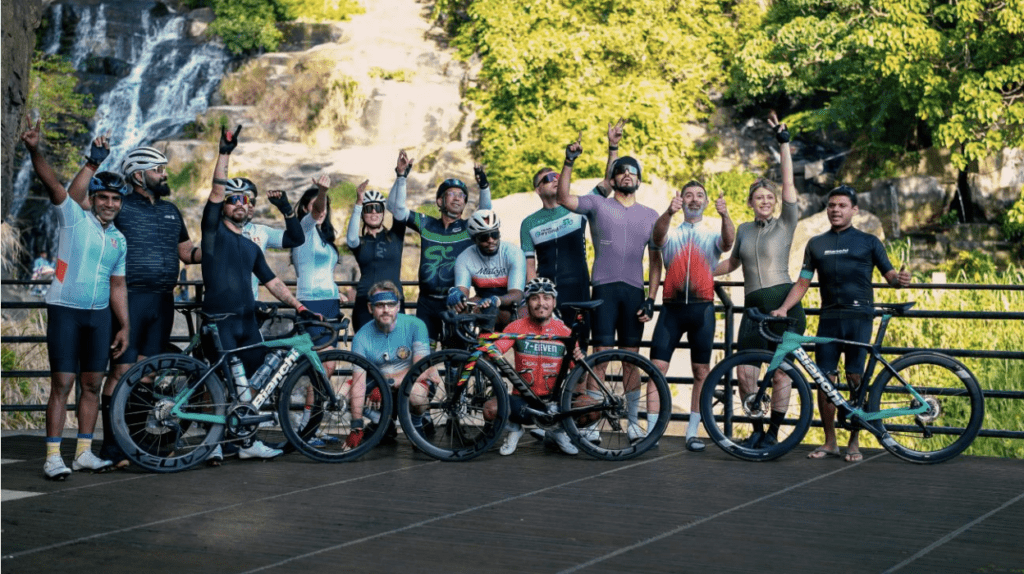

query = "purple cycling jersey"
574;194;658;289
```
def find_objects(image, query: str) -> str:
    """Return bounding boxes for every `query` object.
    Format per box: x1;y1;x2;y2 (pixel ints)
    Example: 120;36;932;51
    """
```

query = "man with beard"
649;181;734;452
22;120;129;478
556;131;661;444
448;209;526;331
98;144;200;466
772;185;910;463
201;126;323;462
387;151;492;344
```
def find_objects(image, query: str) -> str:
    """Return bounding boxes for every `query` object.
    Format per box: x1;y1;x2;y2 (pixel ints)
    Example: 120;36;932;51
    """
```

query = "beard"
147;180;171;197
612;181;639;195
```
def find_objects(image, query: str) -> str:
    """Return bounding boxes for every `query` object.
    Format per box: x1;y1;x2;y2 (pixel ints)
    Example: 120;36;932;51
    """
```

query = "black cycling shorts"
415;295;448;344
201;315;266;375
815;316;874;376
590;282;644;347
113;291;175;364
47;304;112;373
650;301;715;364
301;298;340;347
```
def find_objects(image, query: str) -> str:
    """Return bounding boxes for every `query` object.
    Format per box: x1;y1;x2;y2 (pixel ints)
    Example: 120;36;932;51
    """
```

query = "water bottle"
228;356;252;402
250;351;283;390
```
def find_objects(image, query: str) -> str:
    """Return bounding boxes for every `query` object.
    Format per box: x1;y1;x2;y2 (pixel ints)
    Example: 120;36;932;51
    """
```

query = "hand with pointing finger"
668;189;683;215
607;118;625;148
715;190;729;217
767;110;790;144
565;131;583;165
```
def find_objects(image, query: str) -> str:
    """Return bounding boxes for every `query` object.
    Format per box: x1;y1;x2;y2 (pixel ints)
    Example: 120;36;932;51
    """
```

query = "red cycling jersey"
495;317;571;397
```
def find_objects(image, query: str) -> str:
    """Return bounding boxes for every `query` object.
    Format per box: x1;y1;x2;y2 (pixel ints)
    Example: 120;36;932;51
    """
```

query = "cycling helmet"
224;177;258;197
121;146;168;182
362;189;386;204
467;209;501;236
89;171;129;196
611;156;642;182
436;178;468;199
524;277;558;299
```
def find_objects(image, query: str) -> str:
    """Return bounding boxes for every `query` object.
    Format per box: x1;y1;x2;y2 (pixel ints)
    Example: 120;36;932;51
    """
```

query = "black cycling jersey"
200;201;275;316
114;191;190;293
351;221;406;298
800;226;894;318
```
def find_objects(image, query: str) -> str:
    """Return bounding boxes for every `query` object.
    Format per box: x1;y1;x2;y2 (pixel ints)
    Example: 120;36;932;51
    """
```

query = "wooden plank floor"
2;432;1022;574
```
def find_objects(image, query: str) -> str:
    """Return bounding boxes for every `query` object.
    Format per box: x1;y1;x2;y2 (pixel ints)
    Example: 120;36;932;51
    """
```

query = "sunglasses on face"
474;231;500;242
363;203;384;214
535;172;558;186
225;194;253;206
372;301;399;310
613;164;639;177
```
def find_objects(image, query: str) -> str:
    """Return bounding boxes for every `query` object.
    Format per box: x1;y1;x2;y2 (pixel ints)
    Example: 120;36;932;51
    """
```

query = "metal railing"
3;278;1023;441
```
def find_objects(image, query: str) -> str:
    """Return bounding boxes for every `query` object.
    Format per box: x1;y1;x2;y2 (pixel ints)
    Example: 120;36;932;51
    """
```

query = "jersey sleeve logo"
396;346;411;360
56;259;68;282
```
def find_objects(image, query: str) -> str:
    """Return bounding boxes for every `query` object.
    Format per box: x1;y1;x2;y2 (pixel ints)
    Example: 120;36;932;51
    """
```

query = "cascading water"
9;1;230;240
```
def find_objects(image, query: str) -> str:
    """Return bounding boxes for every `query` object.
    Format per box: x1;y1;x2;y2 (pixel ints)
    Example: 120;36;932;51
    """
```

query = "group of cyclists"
24;111;910;480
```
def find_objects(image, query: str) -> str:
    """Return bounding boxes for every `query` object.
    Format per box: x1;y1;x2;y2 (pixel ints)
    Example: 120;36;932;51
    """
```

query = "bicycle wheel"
397;349;508;462
867;352;984;464
111;353;226;473
559;349;671;461
278;350;393;462
699;350;812;462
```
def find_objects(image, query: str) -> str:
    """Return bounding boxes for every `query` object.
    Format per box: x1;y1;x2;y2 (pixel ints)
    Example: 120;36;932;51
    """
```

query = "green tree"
208;0;294;54
729;0;1024;170
441;0;750;197
25;54;94;179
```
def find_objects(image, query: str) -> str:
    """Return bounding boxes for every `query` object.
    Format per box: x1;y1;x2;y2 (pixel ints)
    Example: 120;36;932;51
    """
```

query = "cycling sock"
75;433;94;458
46;436;61;458
100;395;112;445
647;413;659;431
411;413;424;431
686;413;701;439
768;409;786;437
625;390;640;423
299;405;312;429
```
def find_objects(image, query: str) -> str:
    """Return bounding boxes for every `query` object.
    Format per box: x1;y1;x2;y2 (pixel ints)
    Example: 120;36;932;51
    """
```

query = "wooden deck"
2;432;1022;574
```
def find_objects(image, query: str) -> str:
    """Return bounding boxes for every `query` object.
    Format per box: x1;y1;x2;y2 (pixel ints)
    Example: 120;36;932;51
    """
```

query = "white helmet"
224;177;258;197
121;146;168;182
362;189;386;204
467;209;501;237
524;277;558;299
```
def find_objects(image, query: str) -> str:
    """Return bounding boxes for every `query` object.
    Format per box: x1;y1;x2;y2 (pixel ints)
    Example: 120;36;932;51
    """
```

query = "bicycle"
699;302;985;464
110;311;393;472
395;301;672;461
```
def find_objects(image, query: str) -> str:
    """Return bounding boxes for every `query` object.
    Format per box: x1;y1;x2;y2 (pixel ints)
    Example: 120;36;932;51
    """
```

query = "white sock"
647;413;659;431
626;390;640;423
686;412;701;439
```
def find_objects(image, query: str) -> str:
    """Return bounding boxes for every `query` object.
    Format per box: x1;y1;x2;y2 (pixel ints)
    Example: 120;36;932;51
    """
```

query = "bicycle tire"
699;350;812;462
559;349;671;461
866;352;984;464
397;349;509;462
110;353;226;473
278;350;392;462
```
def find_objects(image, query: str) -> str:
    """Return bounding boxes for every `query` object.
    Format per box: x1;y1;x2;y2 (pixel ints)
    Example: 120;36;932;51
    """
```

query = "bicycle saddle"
197;311;235;323
873;302;916;316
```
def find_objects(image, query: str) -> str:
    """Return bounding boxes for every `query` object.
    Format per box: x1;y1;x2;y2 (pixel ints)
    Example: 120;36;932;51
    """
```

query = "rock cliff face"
1;0;45;221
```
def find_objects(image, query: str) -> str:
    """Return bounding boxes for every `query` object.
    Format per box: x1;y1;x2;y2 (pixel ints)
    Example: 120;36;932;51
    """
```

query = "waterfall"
9;1;230;226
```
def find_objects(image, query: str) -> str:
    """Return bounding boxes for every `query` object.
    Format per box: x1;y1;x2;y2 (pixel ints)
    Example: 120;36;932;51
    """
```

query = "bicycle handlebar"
441;310;496;345
746;308;796;345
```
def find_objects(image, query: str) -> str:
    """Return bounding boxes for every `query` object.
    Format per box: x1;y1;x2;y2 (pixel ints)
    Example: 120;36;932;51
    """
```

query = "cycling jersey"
454;241;526;299
659;217;724;303
731;200;798;294
113;191;188;293
386;176;491;298
243;222;284;299
799;226;894;318
495;317;571;397
573;194;658;289
347;206;406;299
46;195;127;310
200;201;275;316
291;214;339;301
351;314;430;380
520;205;590;300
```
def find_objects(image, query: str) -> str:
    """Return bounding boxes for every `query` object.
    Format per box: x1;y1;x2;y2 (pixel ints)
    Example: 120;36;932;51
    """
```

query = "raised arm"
210;125;242;205
715;190;735;252
474;164;493;209
768;111;796;205
387;150;412;221
310;173;330;222
556;132;583;212
66;134;113;207
347;180;368;247
653;190;682;247
22;119;78;207
266;189;304;248
599;118;625;197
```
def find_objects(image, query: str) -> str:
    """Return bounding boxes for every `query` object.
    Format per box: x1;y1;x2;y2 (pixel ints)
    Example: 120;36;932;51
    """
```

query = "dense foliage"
435;0;760;197
729;0;1024;171
202;0;363;54
26;54;94;179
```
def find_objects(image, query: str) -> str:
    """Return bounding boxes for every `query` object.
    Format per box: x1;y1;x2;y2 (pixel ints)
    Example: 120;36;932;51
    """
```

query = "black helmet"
611;156;642;183
89;171;129;196
436;178;468;199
